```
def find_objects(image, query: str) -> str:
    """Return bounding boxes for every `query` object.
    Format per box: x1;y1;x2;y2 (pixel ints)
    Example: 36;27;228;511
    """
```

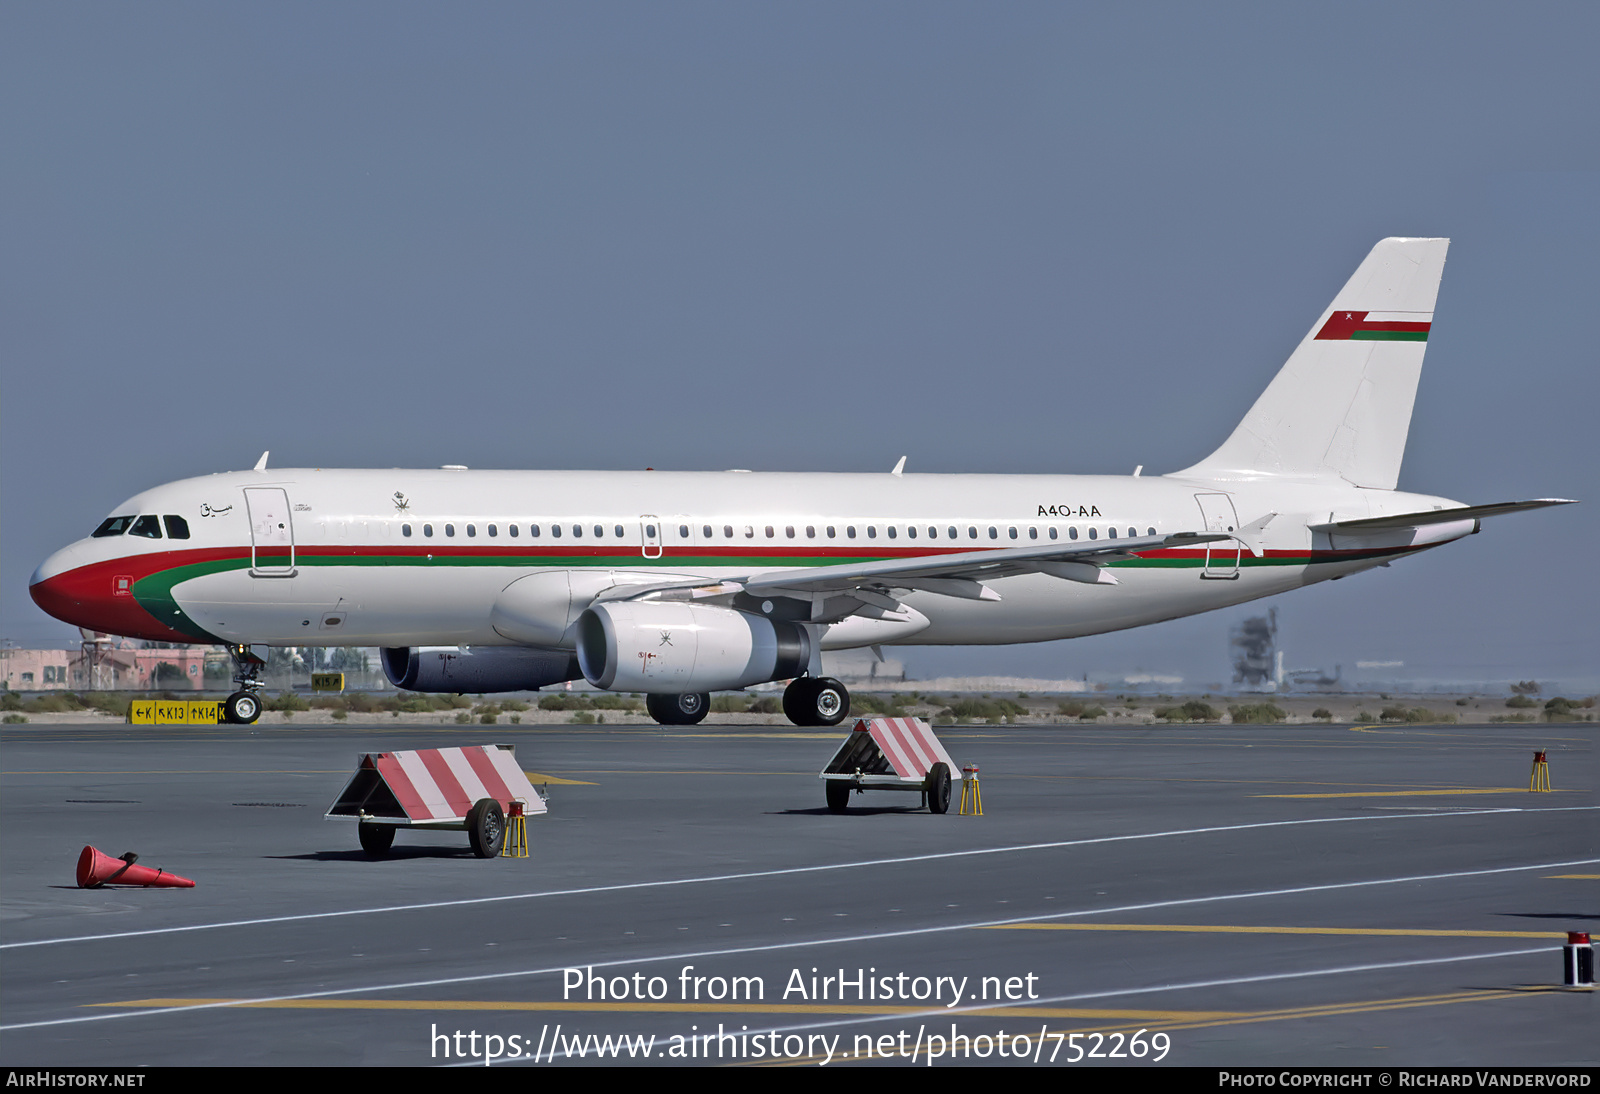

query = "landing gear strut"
783;677;850;727
223;644;266;724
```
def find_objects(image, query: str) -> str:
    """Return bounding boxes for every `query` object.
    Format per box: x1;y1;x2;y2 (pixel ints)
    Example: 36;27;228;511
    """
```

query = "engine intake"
575;602;811;693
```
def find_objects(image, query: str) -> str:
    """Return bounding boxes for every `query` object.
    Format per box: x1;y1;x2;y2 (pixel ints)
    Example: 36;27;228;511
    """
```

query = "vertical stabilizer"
1174;237;1448;489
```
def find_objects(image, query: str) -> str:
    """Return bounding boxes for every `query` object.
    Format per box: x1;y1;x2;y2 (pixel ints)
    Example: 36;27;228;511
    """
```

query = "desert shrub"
1311;708;1333;720
941;698;1026;722
3;714;26;724
454;711;471;724
1228;703;1286;724
331;708;347;720
573;711;595;724
1155;701;1221;723
1505;695;1538;709
539;694;592;711
853;694;910;717
268;692;309;712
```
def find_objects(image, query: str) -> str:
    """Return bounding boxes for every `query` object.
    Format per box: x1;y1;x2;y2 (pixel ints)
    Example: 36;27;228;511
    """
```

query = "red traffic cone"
76;846;195;889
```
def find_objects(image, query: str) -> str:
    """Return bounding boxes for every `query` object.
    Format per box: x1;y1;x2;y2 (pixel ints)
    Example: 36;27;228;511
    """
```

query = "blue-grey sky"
4;4;1595;690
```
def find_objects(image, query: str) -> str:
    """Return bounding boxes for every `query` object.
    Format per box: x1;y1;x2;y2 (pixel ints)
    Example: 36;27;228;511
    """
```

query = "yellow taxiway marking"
668;733;846;740
982;923;1565;939
754;988;1547;1066
92;998;1246;1021
520;771;594;785
1255;787;1568;799
1547;873;1600;879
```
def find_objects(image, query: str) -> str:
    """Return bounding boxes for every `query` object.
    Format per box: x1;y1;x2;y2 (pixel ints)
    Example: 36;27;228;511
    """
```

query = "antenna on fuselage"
253;451;269;472
890;456;906;476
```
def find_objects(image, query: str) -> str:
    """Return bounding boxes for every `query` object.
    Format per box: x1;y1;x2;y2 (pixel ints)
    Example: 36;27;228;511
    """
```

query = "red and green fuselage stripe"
49;541;1432;646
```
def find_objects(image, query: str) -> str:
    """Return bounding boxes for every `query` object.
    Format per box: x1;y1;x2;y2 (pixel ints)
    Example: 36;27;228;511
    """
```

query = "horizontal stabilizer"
1309;498;1576;534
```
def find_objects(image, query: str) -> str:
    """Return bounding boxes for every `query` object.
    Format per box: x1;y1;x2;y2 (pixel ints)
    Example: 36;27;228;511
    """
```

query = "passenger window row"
394;522;1160;542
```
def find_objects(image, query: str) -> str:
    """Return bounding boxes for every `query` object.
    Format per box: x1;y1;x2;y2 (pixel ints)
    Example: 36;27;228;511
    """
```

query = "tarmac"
1;718;1594;1067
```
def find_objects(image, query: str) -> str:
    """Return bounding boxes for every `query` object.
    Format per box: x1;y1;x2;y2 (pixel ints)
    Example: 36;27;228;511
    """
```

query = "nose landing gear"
222;644;267;724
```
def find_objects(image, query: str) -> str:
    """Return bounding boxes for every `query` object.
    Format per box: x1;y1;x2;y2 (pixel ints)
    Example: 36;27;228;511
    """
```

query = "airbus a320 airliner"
30;238;1571;726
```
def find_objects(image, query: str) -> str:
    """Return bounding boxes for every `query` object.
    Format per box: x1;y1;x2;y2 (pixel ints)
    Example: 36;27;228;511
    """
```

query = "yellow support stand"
502;800;529;857
959;764;983;815
1529;750;1552;792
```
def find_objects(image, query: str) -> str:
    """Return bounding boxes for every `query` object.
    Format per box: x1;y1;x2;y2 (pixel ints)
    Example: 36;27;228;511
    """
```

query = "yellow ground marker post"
1529;750;1552;792
960;764;983;815
502;800;529;858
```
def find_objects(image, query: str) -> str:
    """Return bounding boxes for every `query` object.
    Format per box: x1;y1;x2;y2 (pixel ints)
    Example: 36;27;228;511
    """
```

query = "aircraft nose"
30;547;90;627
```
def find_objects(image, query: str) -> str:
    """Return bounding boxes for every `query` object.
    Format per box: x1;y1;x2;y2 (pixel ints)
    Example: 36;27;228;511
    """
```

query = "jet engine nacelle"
575;601;812;693
381;645;581;693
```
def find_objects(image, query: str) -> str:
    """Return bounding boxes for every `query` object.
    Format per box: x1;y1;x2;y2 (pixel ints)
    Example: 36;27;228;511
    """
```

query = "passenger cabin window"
597;525;606;538
764;526;774;538
466;524;476;537
402;524;413;537
551;525;562;538
92;516;136;537
445;524;456;537
509;524;519;537
1088;527;1097;540
806;526;815;538
968;526;977;538
487;524;497;537
1069;527;1078;540
887;526;897;539
130;515;162;539
1008;527;1018;539
827;526;836;538
947;526;956;539
846;526;856;539
163;515;191;539
1028;527;1037;540
785;526;795;538
724;525;733;538
988;526;998;539
703;525;713;538
867;526;876;539
906;526;916;539
1048;527;1058;540
615;525;624;537
530;524;541;537
424;524;434;537
679;525;689;538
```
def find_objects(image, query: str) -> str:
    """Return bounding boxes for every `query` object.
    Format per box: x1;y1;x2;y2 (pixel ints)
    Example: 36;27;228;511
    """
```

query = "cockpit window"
163;515;191;540
129;515;163;539
92;516;136;538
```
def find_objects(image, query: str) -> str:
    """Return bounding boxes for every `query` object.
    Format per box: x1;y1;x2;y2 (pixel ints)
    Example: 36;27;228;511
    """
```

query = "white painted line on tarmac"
5;806;1595;952
2;856;1594;1032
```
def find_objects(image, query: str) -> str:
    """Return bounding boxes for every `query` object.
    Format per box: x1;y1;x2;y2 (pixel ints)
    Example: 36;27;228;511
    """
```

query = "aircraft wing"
742;531;1226;596
1308;498;1575;534
593;531;1229;616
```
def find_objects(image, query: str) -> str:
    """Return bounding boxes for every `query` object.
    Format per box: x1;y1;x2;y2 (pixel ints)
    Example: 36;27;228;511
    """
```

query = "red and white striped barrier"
850;717;960;782
329;744;546;823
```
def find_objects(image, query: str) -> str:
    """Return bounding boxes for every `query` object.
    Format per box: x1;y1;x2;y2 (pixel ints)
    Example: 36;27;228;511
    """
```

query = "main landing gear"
222;644;266;725
783;676;850;727
645;691;710;726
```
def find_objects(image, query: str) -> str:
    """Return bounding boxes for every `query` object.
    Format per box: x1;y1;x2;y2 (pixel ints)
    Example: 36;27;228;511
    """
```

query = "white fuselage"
29;466;1471;651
